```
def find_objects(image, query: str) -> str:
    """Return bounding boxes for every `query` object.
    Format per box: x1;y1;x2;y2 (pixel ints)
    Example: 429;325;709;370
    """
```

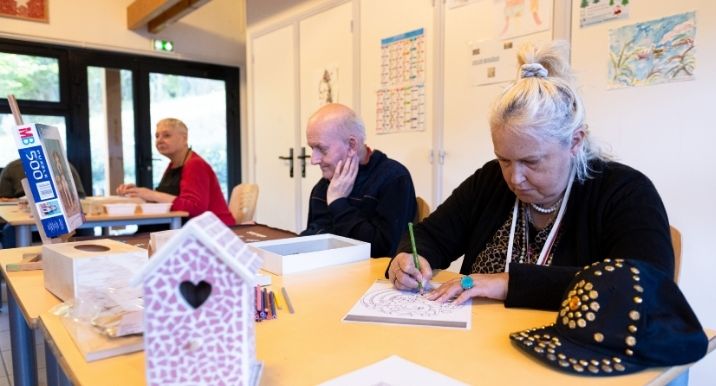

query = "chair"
670;225;682;283
228;183;259;223
415;196;431;223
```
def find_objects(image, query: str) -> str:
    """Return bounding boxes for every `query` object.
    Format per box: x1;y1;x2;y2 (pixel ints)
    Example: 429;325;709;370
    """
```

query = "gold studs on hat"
629;310;641;321
625;336;637;347
594;332;604;342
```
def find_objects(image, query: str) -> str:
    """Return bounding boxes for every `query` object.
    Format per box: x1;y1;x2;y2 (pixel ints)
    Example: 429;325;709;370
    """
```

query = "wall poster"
608;11;696;89
315;65;339;108
0;0;49;23
470;39;518;86
579;0;630;27
376;28;426;134
495;0;552;40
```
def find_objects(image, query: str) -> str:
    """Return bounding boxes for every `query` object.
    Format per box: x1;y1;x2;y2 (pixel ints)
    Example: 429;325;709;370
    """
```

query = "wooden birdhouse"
133;212;263;386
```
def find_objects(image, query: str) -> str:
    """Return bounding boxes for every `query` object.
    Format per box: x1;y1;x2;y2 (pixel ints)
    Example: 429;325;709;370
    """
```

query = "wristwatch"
460;275;474;290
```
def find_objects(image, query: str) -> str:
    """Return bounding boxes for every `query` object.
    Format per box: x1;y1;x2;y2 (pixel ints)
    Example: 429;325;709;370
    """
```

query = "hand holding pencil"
388;223;433;292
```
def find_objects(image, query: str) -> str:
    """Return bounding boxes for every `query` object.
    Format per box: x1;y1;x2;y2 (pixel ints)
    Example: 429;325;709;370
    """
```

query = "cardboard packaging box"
249;234;369;275
42;238;148;302
12;123;84;237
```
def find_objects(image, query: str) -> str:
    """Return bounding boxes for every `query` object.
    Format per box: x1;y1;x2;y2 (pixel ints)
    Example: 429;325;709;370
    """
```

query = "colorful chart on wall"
342;280;472;329
318;355;469;386
376;28;426;134
608;11;696;89
495;0;552;40
579;0;630;28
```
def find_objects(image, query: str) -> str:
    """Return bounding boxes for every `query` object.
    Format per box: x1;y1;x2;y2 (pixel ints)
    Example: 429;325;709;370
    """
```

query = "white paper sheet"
342;280;472;329
318;355;469;386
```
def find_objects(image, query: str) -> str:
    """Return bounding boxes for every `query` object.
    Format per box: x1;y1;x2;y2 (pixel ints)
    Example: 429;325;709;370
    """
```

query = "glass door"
86;66;135;196
148;73;228;196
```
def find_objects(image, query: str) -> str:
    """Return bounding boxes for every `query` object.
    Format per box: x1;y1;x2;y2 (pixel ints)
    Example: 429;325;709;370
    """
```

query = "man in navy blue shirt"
301;103;417;257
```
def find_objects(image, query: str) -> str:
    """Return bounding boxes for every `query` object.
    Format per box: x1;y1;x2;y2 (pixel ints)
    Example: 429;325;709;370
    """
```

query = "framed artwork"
0;0;49;23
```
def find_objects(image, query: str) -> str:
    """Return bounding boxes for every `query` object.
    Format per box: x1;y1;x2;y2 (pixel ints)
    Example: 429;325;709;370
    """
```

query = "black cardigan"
395;159;674;310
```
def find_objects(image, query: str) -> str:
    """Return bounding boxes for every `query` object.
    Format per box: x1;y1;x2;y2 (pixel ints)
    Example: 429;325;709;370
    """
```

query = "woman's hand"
116;183;136;196
424;272;509;305
119;186;155;201
388;252;433;292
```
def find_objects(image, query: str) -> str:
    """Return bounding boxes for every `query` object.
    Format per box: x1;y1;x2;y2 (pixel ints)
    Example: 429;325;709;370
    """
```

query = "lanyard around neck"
504;167;576;272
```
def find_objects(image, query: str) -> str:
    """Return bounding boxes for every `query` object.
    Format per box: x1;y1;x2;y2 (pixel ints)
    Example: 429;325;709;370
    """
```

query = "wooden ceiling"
127;0;212;33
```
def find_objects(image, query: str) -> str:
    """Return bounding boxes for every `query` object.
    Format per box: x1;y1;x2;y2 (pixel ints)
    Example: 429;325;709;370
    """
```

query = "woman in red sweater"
116;118;235;226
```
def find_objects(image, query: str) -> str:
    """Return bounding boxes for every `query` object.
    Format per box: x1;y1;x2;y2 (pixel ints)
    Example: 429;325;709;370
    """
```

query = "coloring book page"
318;355;468;386
342;280;471;329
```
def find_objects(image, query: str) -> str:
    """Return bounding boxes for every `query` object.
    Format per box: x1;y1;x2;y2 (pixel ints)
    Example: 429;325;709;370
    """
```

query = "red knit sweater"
166;152;235;226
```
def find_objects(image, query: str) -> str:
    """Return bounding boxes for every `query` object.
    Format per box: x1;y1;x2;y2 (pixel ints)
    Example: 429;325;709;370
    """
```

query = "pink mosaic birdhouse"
133;212;263;386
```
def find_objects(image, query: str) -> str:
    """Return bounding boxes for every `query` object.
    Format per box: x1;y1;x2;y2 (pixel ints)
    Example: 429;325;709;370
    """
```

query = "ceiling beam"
127;0;180;30
127;0;212;33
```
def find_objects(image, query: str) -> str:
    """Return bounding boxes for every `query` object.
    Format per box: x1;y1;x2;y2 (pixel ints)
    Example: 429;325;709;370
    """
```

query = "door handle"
278;148;294;178
297;147;311;178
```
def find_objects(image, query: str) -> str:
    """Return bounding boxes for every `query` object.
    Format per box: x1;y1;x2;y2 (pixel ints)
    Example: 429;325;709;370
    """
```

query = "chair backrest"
415;196;431;223
229;183;259;223
670;225;682;283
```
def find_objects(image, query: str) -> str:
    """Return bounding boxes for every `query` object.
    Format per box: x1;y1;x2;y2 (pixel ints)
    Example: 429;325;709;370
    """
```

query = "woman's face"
155;123;188;158
492;126;583;206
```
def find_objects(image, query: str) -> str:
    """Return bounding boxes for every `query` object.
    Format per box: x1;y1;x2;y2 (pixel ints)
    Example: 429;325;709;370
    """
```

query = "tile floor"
0;283;48;386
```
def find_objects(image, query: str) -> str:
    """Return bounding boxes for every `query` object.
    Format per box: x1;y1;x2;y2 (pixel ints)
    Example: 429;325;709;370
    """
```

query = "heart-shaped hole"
179;280;212;309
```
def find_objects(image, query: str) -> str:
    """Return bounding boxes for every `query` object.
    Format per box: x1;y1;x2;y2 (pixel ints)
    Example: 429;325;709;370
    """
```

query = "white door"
251;3;353;233
252;25;300;231
298;2;354;231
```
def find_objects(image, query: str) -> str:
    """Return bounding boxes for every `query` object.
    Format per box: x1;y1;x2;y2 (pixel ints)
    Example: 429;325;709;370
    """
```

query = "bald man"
301;103;417;257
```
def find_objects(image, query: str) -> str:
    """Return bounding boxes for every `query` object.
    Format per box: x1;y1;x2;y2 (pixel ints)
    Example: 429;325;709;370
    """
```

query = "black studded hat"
509;259;708;376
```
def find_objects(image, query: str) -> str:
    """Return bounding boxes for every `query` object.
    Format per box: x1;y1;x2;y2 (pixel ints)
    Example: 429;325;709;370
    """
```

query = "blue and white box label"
12;123;84;238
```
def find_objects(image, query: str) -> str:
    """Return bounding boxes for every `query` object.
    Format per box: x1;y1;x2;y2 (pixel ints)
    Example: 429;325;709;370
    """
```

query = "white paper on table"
318;355;469;386
342;280;471;329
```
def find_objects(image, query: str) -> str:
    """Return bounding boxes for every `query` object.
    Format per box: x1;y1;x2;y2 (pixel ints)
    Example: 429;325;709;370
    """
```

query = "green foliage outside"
0;53;59;102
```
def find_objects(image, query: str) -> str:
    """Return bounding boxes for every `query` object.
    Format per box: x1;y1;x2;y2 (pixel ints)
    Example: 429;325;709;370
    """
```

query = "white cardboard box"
249;234;370;275
42;238;148;302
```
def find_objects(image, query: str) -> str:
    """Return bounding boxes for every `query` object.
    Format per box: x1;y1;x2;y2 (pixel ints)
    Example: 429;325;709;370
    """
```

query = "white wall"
571;1;716;383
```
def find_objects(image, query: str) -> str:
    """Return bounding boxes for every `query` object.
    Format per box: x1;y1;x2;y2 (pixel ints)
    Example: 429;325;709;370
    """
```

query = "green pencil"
408;222;423;293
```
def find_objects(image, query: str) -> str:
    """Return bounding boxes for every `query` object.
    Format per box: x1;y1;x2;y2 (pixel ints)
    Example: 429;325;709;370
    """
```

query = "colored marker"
269;291;278;319
281;287;295;314
408;222;423;293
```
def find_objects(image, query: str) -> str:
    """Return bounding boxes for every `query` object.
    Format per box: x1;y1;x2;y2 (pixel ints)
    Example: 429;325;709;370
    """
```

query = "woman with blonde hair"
388;41;673;310
117;118;234;226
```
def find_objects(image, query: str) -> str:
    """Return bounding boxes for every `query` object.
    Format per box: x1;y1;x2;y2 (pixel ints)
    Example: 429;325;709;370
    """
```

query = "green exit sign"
153;39;174;52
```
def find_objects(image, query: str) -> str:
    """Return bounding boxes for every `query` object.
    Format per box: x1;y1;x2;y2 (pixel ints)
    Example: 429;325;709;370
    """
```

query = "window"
149;73;228;196
0;52;59;102
0;38;240;199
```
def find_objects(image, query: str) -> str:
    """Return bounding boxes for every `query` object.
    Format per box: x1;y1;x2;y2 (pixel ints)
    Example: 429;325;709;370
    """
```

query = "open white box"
249;234;369;275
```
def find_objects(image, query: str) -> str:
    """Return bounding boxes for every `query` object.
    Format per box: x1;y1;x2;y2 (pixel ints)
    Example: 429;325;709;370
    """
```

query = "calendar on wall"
376;28;426;134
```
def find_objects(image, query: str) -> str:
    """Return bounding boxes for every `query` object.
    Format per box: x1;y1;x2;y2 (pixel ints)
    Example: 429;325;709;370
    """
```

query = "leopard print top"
470;204;559;274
